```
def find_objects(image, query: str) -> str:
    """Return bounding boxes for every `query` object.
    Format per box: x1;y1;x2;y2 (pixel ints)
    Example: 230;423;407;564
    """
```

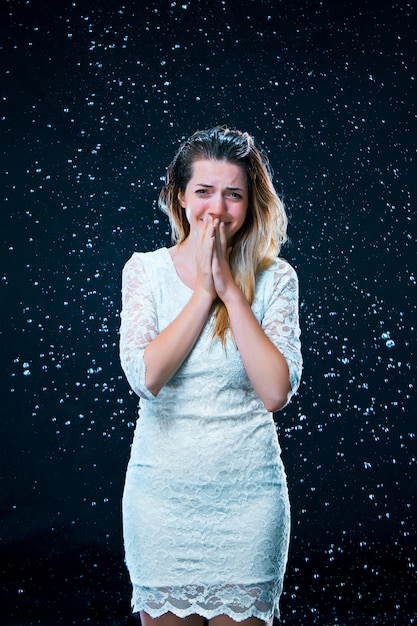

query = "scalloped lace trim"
131;582;282;622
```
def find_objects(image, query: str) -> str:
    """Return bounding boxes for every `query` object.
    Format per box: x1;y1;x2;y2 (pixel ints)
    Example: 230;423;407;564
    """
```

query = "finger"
213;225;222;262
197;217;215;267
203;216;216;244
219;221;228;255
213;221;227;261
197;216;211;248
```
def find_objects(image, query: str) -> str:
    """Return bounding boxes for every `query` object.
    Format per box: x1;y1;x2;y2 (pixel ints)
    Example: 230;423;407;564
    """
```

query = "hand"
211;219;238;302
194;216;217;301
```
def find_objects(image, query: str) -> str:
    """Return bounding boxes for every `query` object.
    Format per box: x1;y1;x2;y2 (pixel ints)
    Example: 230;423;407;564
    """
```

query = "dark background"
1;0;416;624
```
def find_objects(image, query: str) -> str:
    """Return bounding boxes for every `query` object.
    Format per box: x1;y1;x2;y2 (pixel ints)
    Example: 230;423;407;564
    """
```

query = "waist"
129;408;281;470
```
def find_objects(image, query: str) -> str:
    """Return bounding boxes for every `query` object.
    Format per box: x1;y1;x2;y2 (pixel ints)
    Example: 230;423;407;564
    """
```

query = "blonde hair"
159;126;288;345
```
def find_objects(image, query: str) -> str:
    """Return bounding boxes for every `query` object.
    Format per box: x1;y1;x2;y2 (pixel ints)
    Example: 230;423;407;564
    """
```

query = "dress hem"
132;602;280;622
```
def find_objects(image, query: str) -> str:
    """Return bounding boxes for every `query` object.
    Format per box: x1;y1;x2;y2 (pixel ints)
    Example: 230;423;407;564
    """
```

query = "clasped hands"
195;216;237;303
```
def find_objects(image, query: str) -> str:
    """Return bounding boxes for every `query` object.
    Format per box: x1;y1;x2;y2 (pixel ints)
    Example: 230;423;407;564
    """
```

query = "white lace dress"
120;247;302;622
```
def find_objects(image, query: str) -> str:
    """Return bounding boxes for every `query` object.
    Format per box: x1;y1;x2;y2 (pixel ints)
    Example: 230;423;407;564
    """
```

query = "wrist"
220;283;247;309
193;285;216;309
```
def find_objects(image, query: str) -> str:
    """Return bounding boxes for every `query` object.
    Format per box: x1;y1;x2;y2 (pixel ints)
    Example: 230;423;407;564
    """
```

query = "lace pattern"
120;248;302;622
131;582;283;621
120;248;302;401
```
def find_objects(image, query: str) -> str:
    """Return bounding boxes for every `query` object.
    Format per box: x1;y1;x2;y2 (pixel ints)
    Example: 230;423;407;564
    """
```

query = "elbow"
121;359;159;401
142;354;163;398
144;369;163;399
144;371;161;398
147;383;161;398
264;385;292;413
265;396;288;413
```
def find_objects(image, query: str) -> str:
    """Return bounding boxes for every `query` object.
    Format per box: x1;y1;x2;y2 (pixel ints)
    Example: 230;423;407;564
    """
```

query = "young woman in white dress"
120;126;302;626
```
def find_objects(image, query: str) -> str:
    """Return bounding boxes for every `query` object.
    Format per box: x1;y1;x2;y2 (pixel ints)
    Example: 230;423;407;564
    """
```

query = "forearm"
144;288;213;396
225;289;292;412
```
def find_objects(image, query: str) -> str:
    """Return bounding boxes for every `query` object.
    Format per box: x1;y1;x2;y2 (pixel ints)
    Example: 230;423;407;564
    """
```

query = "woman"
120;126;302;626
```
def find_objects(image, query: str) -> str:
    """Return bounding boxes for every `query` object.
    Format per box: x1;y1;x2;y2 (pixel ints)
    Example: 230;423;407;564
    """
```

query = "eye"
195;189;209;196
229;192;243;200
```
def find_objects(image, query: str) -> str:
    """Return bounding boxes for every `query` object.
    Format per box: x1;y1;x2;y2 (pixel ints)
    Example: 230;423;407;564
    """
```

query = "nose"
208;193;226;218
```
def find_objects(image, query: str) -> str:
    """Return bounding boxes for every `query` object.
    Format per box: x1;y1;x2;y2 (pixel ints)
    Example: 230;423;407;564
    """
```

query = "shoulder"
260;257;299;288
123;247;168;273
121;249;169;293
253;257;299;313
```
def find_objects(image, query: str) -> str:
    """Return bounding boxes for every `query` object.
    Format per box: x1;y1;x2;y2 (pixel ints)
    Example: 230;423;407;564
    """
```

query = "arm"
143;217;219;397
224;289;293;412
212;222;302;412
143;288;213;396
120;250;214;399
119;253;159;399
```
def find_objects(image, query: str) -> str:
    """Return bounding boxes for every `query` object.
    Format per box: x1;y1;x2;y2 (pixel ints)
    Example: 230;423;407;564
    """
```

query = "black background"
1;0;416;624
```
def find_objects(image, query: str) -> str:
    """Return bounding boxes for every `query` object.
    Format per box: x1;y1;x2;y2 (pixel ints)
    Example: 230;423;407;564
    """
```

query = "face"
178;159;249;242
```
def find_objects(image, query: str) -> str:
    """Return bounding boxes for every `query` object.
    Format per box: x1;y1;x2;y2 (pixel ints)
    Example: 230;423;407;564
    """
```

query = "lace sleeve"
262;261;302;398
119;254;158;400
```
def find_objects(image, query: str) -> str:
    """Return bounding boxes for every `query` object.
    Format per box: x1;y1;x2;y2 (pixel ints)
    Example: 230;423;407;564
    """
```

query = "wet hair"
158;125;288;345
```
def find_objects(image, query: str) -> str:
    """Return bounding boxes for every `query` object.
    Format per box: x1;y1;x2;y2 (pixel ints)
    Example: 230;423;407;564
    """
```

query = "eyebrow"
194;183;245;191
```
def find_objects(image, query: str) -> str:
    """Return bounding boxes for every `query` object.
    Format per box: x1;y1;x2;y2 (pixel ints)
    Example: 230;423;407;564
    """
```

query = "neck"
177;236;197;260
170;238;197;288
